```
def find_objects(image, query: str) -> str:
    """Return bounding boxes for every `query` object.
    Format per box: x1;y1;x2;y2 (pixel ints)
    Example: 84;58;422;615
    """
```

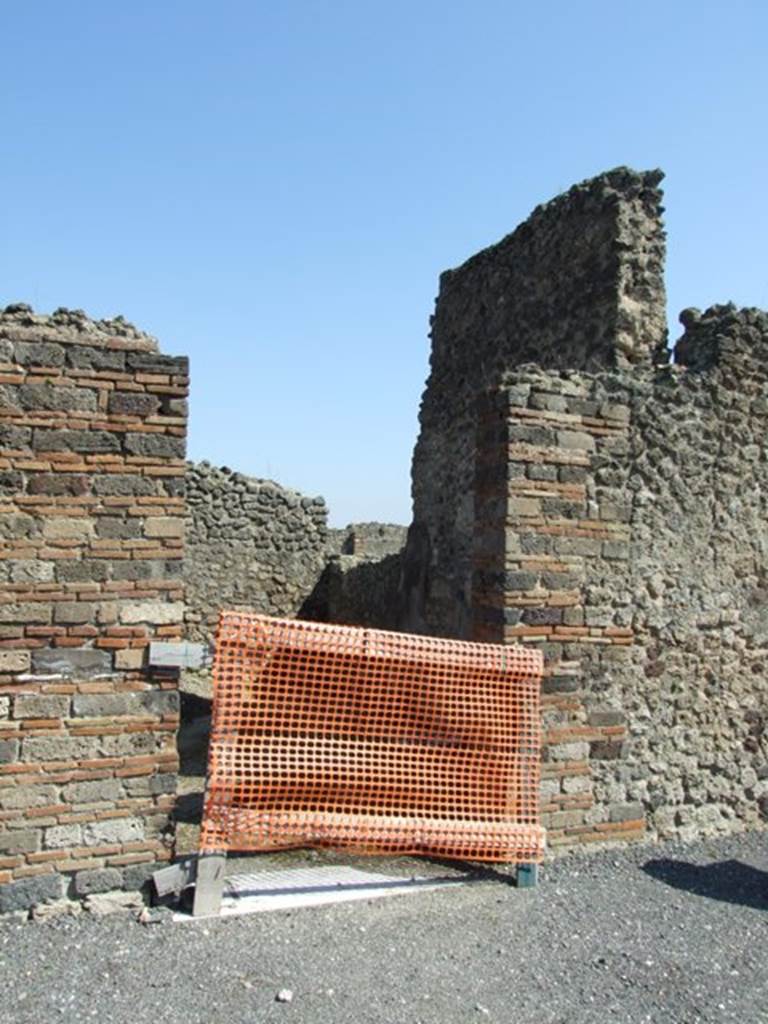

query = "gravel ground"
1;831;767;1024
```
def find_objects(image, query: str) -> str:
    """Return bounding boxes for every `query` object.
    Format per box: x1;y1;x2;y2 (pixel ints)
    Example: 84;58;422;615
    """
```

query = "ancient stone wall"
0;305;187;916
471;308;768;848
184;461;328;644
403;167;666;639
406;170;768;850
302;523;407;629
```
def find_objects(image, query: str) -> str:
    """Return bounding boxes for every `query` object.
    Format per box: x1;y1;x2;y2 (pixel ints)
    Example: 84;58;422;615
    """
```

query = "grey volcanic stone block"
27;473;90;496
0;874;63;913
32;428;120;454
108;392;160;417
92;473;158;496
31;648;112;678
67;346;126;371
74;868;124;896
139;690;180;715
123;433;185;458
125;352;189;374
0;739;20;763
96;516;143;539
0;424;32;448
0;829;39;855
13;694;70;719
72;693;135;718
122;862;161;890
62;778;123;803
14;341;65;366
18;383;97;413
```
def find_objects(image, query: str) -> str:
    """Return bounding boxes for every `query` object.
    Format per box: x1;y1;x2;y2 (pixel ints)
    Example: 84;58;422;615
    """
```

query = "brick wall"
0;305;188;915
472;373;642;850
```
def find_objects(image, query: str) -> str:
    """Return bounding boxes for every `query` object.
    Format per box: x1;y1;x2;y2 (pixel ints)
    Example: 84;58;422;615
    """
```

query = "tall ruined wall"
0;306;188;917
184;461;327;644
472;306;768;848
404;167;666;638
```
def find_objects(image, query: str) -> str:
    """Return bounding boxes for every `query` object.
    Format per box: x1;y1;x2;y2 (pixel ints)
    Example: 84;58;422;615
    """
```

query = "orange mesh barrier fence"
199;612;545;864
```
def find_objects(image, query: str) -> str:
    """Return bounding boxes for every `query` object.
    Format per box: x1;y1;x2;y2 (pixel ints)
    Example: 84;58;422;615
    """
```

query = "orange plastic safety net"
199;612;545;863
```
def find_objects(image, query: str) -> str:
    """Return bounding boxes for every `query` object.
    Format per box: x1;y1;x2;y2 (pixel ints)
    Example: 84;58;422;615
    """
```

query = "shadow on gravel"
642;858;768;910
421;856;517;886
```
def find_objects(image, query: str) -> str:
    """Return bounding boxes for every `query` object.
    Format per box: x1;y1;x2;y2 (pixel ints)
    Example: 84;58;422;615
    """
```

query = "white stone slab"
174;864;468;921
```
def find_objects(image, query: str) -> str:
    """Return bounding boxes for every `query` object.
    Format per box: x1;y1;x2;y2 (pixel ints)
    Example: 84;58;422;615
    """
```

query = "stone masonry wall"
302;523;407;629
470;308;768;850
402;167;666;639
406;167;768;851
0;305;188;917
184;461;328;644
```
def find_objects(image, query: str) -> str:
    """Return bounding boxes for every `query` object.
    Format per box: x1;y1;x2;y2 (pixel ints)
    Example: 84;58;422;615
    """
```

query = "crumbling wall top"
0;303;159;352
675;304;768;377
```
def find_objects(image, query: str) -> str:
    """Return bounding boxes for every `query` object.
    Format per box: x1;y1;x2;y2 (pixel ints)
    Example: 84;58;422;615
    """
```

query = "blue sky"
3;1;766;526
